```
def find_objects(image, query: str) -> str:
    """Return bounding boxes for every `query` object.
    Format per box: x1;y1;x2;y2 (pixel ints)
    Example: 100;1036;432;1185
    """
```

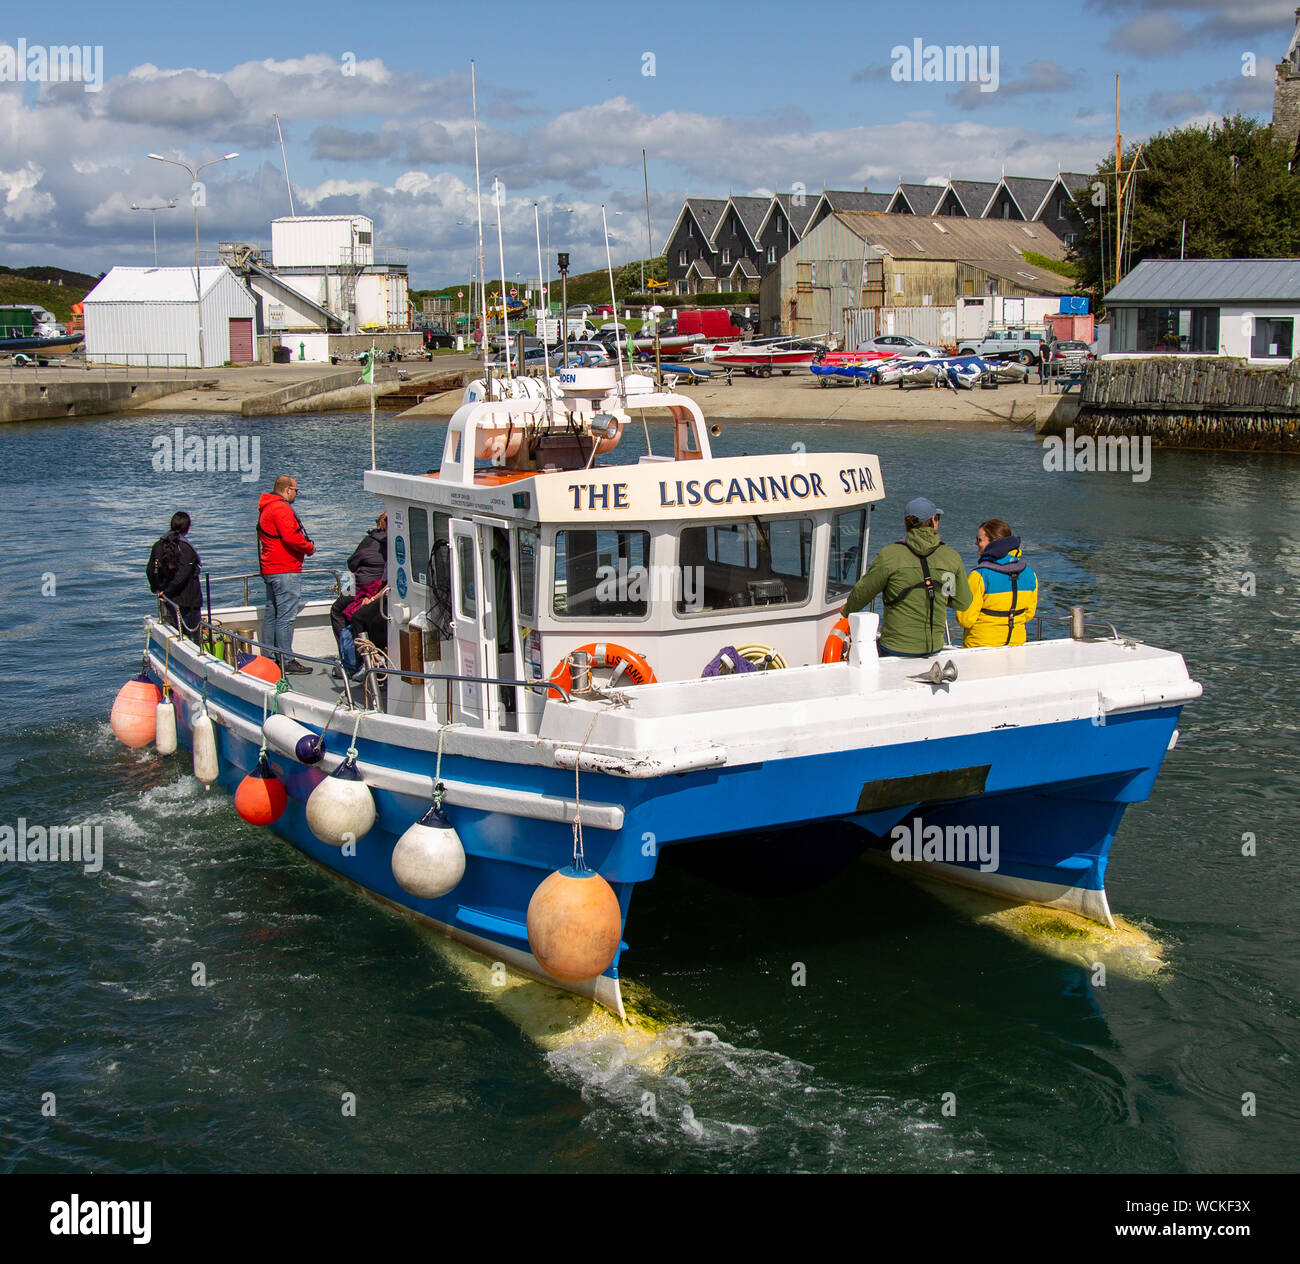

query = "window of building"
775;214;783;233
1250;316;1293;359
357;231;372;245
893;273;904;294
1120;306;1221;354
722;249;731;265
679;249;688;267
676;517;813;614
767;245;776;264
553;529;651;619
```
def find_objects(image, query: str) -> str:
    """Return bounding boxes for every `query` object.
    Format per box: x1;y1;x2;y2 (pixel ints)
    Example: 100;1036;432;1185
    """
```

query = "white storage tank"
271;215;374;269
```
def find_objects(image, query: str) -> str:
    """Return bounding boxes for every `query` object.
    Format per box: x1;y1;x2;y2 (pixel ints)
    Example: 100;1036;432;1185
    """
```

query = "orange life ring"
549;643;656;698
822;617;851;663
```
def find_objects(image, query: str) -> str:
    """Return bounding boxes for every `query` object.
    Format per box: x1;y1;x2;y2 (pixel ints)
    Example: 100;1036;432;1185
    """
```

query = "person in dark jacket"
330;511;387;643
147;511;202;641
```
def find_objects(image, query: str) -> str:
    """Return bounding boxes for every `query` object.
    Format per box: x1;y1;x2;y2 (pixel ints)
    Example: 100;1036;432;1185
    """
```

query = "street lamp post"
130;199;178;266
147;151;239;367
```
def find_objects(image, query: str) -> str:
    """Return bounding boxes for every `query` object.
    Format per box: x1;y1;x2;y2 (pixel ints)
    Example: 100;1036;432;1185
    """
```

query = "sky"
0;0;1294;288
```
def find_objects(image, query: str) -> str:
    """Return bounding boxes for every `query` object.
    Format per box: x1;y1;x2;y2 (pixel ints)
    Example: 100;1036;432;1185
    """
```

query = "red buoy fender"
548;643;656;698
822;617;851;664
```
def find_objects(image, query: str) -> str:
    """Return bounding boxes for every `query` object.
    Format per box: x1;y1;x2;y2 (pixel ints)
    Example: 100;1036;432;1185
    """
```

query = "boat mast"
494;177;513;381
1114;74;1122;289
642;149;652;295
471;61;491;389
533;201;554;424
600;205;626;395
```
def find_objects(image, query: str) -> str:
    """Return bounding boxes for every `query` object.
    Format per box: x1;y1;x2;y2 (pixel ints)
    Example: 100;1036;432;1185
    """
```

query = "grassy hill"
0;273;93;322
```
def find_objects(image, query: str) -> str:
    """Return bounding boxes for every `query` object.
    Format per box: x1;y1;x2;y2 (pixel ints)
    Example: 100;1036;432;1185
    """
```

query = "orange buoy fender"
110;675;162;748
525;866;623;983
238;652;282;684
234;752;287;826
822;617;851;664
548;643;656;698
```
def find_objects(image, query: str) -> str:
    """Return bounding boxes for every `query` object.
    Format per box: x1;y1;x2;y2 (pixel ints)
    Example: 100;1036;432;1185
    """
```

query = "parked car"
1042;339;1095;372
956;328;1048;364
563;341;612;364
421;324;455;350
854;334;942;358
595;304;615;317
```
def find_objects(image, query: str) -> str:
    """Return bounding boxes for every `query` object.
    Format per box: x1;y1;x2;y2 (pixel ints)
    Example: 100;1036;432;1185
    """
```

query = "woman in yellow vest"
957;519;1038;647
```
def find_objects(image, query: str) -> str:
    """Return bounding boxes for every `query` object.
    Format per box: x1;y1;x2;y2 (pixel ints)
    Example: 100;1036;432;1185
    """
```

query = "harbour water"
0;408;1296;1173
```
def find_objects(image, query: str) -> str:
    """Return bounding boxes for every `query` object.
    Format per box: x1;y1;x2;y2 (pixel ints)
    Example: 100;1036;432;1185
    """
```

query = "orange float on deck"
110;675;163;748
238;653;282;684
822;618;851;664
548;643;655;699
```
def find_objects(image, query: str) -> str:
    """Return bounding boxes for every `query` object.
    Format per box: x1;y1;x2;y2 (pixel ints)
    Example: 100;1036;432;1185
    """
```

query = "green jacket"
843;526;973;655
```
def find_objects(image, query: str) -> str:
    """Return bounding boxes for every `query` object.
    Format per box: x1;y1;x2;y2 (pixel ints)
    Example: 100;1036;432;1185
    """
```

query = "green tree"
614;256;667;300
1069;115;1300;308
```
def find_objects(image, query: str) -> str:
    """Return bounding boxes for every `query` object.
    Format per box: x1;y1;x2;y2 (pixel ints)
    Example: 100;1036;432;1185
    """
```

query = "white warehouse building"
82;267;258;367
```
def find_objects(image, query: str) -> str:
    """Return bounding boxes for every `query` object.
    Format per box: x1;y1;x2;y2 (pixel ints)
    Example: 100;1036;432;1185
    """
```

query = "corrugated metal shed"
1104;258;1300;304
83;266;256;367
835;212;1068;262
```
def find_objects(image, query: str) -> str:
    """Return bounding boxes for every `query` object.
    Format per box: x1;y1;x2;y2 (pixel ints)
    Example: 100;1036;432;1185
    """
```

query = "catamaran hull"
147;638;1182;1013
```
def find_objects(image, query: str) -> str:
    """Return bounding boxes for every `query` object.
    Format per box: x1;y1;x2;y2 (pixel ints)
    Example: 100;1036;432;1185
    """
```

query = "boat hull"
147;632;1183;1013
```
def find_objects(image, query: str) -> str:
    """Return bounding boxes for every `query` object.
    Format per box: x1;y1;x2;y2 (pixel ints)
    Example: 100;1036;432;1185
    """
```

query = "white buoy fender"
305;755;376;847
391;802;465;899
155;698;177;756
192;708;219;787
262;713;324;764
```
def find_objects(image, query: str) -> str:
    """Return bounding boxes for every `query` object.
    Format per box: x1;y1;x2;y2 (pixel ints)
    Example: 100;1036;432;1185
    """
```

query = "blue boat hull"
149;651;1182;1008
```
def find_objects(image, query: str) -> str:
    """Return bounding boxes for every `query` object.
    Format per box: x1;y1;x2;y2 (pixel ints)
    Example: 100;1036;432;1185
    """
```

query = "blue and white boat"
129;365;1201;1017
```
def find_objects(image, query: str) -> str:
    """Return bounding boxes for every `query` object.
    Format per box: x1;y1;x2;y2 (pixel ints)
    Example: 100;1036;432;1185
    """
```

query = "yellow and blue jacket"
956;542;1038;647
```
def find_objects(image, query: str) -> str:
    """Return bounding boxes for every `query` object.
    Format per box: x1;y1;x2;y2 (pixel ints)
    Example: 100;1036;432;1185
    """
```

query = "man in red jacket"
257;475;315;673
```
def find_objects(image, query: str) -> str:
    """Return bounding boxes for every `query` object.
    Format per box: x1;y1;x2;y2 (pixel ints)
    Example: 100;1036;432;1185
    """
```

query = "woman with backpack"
147;511;202;641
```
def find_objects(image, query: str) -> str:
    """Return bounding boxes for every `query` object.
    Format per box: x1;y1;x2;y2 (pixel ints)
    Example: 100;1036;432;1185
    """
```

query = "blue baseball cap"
905;497;943;521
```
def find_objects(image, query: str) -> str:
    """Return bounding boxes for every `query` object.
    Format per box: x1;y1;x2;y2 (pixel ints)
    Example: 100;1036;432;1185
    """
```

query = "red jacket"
257;492;315;575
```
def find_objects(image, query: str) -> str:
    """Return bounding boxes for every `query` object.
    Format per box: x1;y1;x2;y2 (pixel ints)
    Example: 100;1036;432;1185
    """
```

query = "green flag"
361;345;375;385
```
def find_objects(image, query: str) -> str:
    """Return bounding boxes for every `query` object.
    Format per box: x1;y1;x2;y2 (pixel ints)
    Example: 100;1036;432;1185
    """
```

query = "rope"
432;722;464;810
346;708;363;762
259;689;269;756
569;699;624;870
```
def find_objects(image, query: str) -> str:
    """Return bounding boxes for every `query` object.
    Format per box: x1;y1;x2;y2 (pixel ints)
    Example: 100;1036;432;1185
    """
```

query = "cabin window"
828;508;867;598
553;529;651;619
676;517;813;614
516;527;537;619
456;534;477;619
408;506;430;584
1250;317;1292;359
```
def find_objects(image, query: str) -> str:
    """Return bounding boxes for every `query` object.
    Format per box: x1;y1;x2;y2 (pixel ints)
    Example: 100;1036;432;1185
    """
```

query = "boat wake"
420;931;993;1171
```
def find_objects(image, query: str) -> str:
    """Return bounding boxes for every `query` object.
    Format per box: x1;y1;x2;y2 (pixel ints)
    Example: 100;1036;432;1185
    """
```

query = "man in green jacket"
840;497;972;657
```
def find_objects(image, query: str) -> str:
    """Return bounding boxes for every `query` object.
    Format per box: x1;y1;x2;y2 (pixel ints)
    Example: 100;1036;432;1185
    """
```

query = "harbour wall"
1038;357;1300;453
0;378;208;424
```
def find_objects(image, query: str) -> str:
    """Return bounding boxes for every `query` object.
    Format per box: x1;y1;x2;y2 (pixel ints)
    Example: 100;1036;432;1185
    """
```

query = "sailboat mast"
642;149;652;294
274;113;295;217
1114;74;1122;289
470;61;491;385
495;178;512;380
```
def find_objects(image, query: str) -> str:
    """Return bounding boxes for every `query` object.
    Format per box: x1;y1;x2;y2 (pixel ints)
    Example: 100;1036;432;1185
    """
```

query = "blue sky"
2;0;1293;285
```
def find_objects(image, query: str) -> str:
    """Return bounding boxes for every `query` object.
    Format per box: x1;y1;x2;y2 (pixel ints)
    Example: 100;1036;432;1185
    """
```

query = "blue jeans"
263;572;303;659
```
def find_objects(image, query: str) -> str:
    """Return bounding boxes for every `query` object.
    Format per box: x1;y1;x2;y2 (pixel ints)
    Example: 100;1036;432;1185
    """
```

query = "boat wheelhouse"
131;365;1200;1018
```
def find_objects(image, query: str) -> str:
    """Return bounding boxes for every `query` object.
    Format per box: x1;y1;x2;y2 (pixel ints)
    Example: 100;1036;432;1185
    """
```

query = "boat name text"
564;466;874;511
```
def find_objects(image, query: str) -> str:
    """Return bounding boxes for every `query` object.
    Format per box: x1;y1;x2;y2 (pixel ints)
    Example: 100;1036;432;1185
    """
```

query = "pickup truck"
956;327;1047;364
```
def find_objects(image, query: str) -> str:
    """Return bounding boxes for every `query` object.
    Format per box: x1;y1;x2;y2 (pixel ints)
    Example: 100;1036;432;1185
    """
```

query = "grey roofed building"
890;183;946;215
1104;258;1300;303
944;180;999;216
727;195;771;245
1002;177;1056;219
835;211;1068;262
